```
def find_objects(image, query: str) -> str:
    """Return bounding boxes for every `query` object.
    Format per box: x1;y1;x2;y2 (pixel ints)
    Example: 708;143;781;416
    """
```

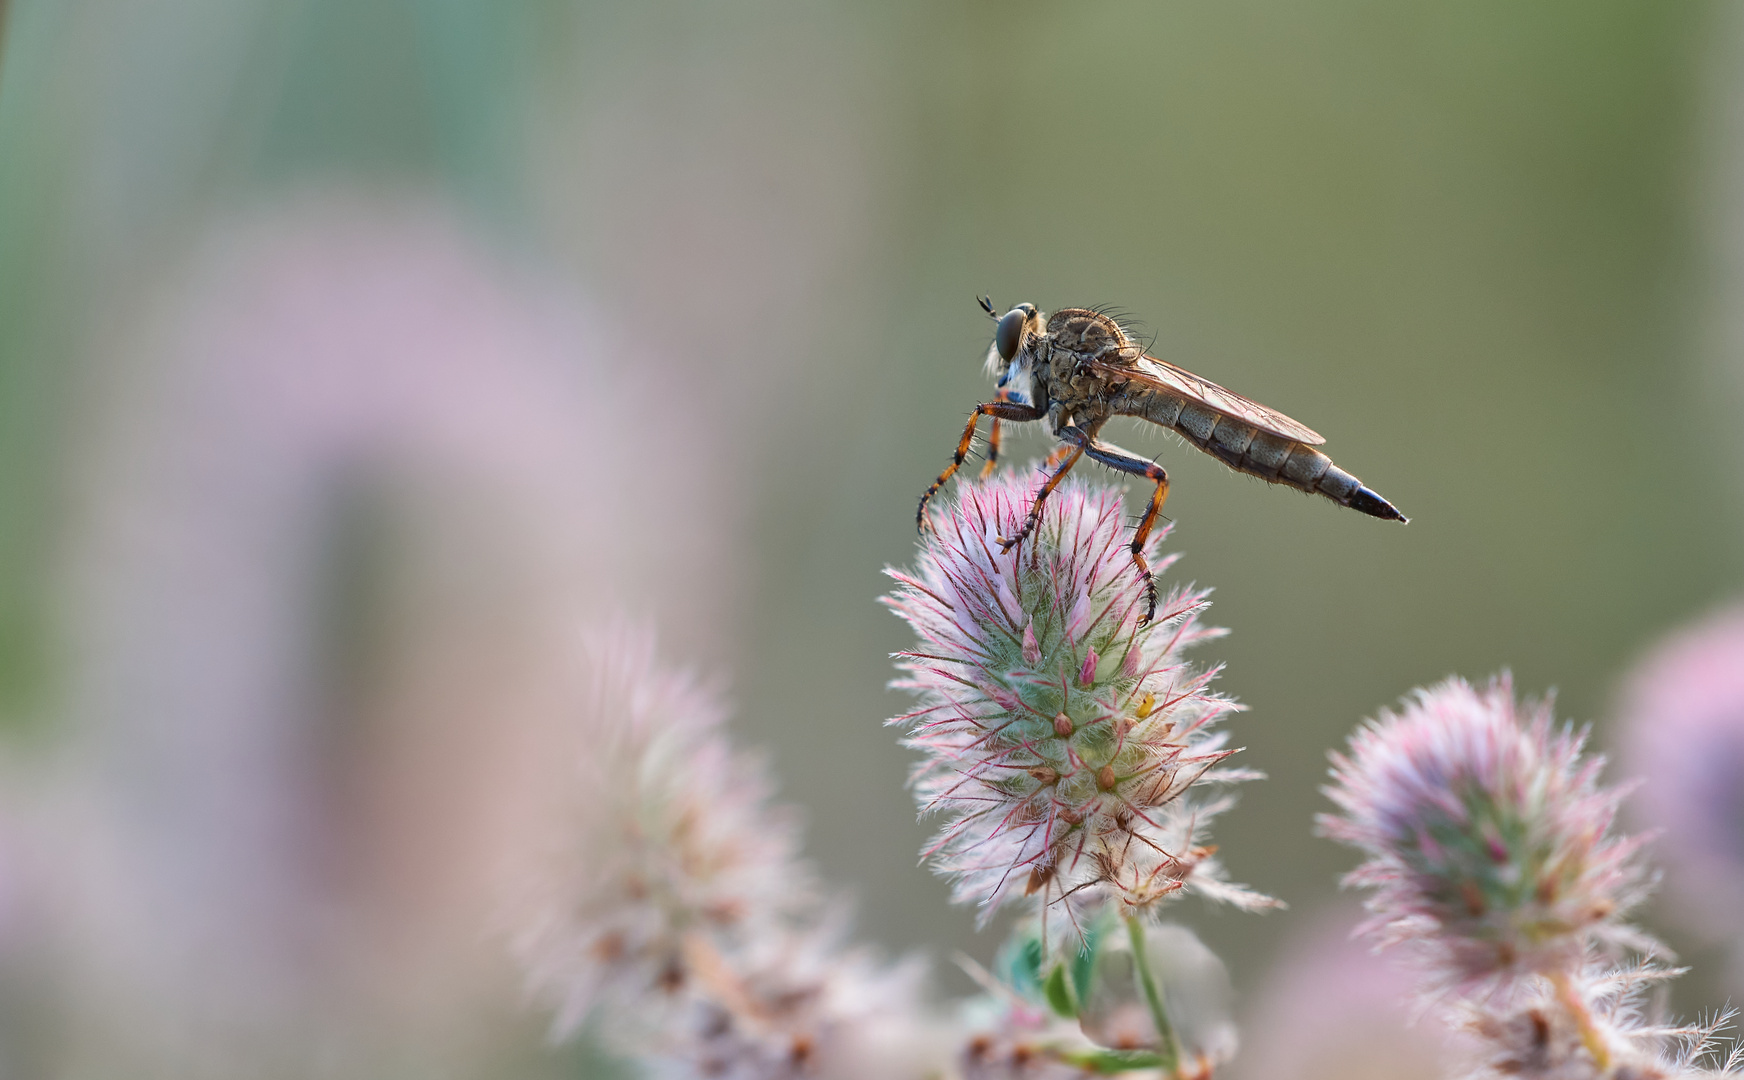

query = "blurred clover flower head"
1319;674;1651;988
1322;674;1742;1080
1616;604;1744;953
886;472;1275;944
508;627;928;1078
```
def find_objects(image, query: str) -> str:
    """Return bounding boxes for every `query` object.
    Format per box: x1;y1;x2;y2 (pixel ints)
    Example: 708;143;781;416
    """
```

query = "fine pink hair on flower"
1319;674;1653;988
886;471;1273;947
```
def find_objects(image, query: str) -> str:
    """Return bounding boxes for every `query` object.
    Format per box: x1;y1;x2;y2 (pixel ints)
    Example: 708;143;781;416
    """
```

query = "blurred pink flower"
1321;675;1744;1079
1233;912;1445;1080
1320;674;1652;989
1616;604;1744;946
507;625;936;1080
509;626;812;1039
959;1025;1106;1080
42;193;745;1072
886;472;1273;948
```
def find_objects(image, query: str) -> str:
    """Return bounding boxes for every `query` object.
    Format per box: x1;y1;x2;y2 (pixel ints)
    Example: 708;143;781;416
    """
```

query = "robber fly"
917;298;1407;624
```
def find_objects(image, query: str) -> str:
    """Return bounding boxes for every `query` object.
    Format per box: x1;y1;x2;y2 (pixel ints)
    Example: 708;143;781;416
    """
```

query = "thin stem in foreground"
1549;969;1612;1073
1125;915;1182;1076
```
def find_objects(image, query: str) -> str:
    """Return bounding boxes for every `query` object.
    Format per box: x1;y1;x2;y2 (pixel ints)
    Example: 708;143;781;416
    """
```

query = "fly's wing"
1090;353;1326;445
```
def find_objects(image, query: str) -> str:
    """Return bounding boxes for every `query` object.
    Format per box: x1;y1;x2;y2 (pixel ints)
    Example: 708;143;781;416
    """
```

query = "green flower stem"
1124;915;1182;1076
1550;969;1611;1072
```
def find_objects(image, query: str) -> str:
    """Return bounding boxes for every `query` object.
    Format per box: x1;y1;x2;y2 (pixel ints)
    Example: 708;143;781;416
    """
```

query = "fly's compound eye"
995;307;1027;362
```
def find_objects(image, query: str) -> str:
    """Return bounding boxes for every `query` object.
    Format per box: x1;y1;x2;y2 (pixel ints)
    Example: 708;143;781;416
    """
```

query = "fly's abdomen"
1143;395;1406;521
1271;441;1359;502
1127;389;1406;520
1273;442;1407;521
1166;402;1288;478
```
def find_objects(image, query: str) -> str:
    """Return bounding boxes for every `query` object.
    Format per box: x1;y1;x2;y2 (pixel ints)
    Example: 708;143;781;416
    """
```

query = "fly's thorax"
1043;309;1140;402
1046;308;1132;354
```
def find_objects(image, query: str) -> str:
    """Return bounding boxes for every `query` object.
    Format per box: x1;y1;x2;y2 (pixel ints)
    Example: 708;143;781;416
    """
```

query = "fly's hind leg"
1080;437;1171;626
918;400;1045;531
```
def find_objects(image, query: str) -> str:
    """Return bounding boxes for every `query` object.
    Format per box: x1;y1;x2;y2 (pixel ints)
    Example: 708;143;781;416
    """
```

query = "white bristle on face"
996;355;1035;408
982;339;1004;378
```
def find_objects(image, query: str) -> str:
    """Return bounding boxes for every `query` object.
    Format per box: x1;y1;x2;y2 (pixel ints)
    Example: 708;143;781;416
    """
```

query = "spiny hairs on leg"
997;445;1086;554
1130;541;1159;626
977;418;1002;479
1073;435;1171;628
919;400;1047;533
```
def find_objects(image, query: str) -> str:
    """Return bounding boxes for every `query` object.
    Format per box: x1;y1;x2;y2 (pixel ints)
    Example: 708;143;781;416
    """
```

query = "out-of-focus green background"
3;1;1742;1075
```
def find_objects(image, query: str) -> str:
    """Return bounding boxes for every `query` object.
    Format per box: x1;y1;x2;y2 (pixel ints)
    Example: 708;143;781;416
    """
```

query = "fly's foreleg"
1081;438;1171;626
918;400;1045;532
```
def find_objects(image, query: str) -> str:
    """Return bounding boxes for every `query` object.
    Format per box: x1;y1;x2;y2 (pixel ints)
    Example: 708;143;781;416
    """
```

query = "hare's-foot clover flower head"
1325;674;1744;1080
508;627;931;1078
1617;604;1744;946
670;918;934;1080
1319;675;1652;988
886;473;1273;943
509;627;813;1040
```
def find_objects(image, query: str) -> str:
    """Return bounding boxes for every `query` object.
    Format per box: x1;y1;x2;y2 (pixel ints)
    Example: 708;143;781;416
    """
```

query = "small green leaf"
1043;963;1077;1019
1057;1047;1170;1073
995;928;1048;1002
1070;913;1108;1007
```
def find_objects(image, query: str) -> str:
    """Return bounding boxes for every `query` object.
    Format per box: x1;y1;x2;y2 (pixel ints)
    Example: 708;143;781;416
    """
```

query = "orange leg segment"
1079;434;1171;625
1126;471;1170;625
997;443;1086;555
917;399;1045;532
978;419;1003;479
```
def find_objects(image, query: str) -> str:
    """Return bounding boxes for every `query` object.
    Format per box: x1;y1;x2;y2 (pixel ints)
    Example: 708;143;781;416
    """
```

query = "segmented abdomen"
1135;392;1366;505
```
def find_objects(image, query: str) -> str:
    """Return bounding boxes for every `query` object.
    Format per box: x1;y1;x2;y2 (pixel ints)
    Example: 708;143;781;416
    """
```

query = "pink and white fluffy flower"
886;472;1272;943
508;628;933;1078
510;627;813;1041
1319;675;1653;988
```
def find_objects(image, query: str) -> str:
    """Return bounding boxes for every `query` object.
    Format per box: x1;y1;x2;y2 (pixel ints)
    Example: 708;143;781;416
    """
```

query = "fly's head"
978;298;1046;405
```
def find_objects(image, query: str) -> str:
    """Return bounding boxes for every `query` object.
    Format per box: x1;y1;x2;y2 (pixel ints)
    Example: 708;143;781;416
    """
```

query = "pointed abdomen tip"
1349;485;1406;522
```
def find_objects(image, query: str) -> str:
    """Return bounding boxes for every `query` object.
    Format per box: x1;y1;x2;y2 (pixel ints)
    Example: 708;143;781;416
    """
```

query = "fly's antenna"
978;295;998;319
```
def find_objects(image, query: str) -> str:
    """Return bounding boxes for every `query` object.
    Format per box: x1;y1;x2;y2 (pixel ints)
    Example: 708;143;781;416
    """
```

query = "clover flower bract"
886;472;1271;944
